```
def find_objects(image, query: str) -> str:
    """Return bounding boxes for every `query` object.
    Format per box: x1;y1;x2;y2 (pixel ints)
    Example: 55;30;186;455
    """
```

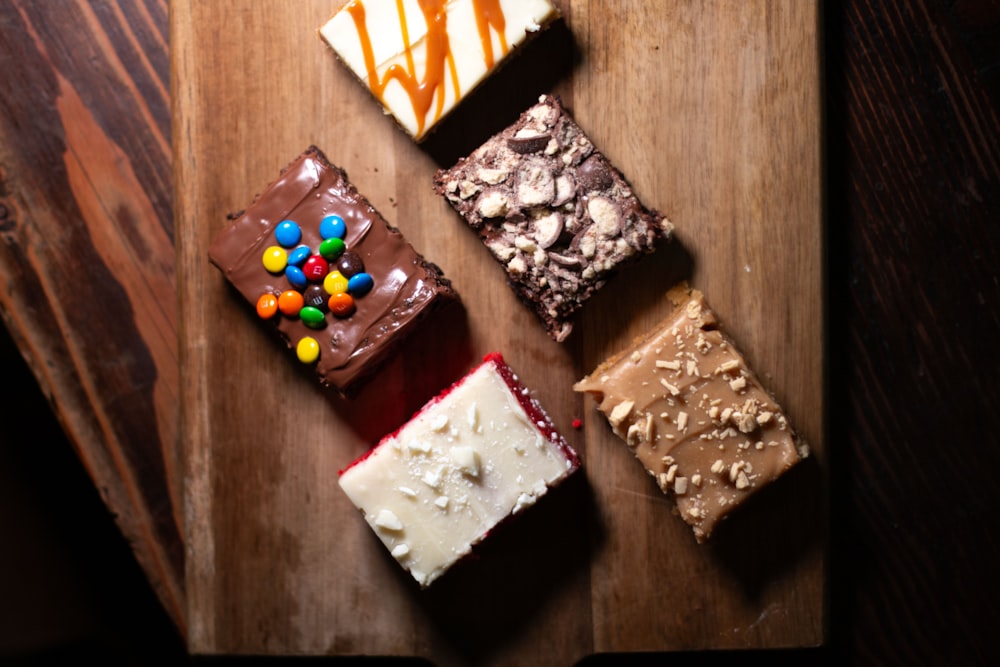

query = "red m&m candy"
302;255;329;282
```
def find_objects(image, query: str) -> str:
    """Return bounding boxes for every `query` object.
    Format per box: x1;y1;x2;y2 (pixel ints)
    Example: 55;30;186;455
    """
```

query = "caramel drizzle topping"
346;0;512;135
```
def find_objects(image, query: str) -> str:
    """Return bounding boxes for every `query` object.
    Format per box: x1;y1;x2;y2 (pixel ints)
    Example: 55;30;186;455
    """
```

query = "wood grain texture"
175;1;823;661
0;0;184;633
824;0;1000;664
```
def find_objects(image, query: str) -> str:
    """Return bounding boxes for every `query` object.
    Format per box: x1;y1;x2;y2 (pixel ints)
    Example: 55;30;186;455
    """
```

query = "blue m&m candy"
285;265;307;289
347;272;374;296
319;214;346;240
275;220;302;247
287;245;311;266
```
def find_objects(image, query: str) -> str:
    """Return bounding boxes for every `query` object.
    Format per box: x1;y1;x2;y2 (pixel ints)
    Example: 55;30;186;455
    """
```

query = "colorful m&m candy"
257;213;375;364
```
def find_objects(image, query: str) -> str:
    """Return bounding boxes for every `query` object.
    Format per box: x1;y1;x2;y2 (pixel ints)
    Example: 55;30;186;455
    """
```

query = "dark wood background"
1;0;997;664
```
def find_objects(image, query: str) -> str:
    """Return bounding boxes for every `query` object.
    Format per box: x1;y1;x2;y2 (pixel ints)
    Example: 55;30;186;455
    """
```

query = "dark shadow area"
420;17;579;168
0;328;188;667
413;470;601;665
326;297;474;445
193;659;430;667
572;235;696;345
818;1;853;662
707;455;826;602
579;647;835;666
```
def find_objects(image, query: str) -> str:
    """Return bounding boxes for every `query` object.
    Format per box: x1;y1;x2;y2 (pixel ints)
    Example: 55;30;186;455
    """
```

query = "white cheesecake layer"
339;360;574;587
320;0;559;139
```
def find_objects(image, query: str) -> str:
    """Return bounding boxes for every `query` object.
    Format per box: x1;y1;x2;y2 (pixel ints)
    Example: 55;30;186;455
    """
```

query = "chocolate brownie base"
434;95;672;341
209;146;458;395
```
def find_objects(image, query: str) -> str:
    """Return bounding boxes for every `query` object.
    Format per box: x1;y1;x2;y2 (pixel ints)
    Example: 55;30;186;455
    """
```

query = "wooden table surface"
175;1;822;662
1;0;998;664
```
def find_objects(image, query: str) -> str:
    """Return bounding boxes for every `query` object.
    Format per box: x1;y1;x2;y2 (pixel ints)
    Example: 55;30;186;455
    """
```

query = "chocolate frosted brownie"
574;284;809;542
434;95;673;341
209;146;458;395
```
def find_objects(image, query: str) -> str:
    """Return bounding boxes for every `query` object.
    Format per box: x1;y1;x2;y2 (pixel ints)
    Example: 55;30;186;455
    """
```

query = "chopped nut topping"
507;255;527;275
757;410;774;426
718;359;740;374
514;236;537;252
735;470;750;490
657;473;670;493
626;422;642;447
477;190;509;218
685;300;702;320
677;411;689;431
686;360;699;376
711;459;726;474
729;376;747;392
608;400;635;427
459;180;481;199
660;378;680;396
674;477;689;495
657;359;681;370
737;412;757;434
644;414;655;442
587;196;621;235
478;167;508;185
630;351;642;363
691;474;702;487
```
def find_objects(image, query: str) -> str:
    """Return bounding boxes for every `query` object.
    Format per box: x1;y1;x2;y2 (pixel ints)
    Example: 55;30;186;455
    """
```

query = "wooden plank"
175;0;823;660
0;0;185;634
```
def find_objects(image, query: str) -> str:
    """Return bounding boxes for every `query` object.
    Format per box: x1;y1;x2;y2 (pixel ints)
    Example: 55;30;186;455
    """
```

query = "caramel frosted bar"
434;95;672;341
340;352;579;587
574;285;808;541
319;0;560;141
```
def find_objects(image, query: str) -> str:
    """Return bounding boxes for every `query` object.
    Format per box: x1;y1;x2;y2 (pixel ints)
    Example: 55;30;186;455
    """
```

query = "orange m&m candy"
277;289;305;317
256;293;278;319
328;292;355;318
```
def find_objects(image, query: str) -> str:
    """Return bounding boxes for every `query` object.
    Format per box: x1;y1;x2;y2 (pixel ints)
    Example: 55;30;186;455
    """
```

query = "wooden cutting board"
174;1;824;662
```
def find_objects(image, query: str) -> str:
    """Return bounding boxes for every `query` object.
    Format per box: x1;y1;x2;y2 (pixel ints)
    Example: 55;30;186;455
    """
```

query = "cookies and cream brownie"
319;0;560;141
340;352;579;587
574;284;808;542
434;95;672;341
208;146;457;395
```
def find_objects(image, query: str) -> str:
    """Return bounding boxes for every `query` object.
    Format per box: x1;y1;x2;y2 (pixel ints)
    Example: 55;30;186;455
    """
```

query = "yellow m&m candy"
262;245;288;273
323;270;349;295
296;336;320;364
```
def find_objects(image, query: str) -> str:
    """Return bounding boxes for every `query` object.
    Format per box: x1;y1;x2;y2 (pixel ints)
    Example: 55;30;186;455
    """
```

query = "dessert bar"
208;146;457;395
574;284;808;541
319;0;560;141
339;352;579;587
434;95;672;341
